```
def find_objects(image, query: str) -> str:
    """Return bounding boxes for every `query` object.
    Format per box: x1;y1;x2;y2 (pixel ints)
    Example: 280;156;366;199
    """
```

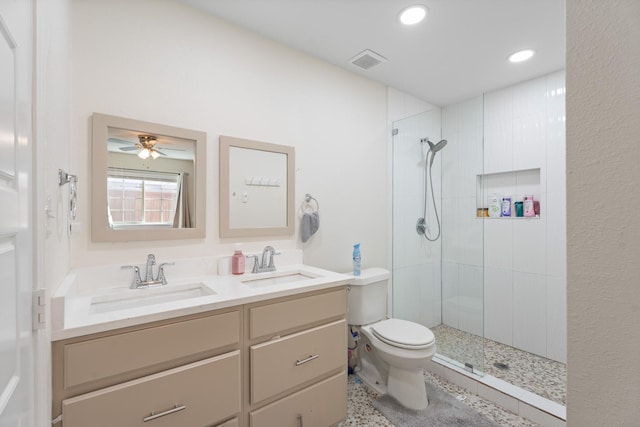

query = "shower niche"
476;168;541;219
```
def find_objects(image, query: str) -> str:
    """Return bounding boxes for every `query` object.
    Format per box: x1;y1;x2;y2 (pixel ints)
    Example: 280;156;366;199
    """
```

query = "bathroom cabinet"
245;288;348;427
52;286;347;427
52;307;242;427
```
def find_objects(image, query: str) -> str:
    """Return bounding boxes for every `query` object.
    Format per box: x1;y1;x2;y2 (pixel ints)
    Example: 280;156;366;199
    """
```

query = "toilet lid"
370;319;435;350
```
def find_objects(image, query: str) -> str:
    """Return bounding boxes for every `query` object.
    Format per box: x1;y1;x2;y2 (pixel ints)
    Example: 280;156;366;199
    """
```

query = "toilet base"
356;344;388;396
387;365;428;410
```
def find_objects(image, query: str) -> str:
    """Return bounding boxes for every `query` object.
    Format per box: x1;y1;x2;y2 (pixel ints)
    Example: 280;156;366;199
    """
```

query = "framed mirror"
91;113;206;242
219;135;295;238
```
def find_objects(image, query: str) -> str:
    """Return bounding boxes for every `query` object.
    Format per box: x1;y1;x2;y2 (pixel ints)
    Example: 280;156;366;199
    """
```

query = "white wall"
485;71;566;363
566;0;640;424
70;0;388;273
442;71;567;363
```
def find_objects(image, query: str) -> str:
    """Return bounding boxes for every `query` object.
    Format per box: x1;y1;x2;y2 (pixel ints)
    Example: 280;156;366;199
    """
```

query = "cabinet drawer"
64;310;239;388
251;320;346;403
250;372;346;427
249;288;346;340
62;351;241;427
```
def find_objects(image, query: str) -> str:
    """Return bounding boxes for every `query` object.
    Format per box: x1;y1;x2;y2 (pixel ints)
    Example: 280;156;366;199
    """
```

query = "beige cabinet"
52;287;348;427
246;288;348;427
62;353;240;427
63;311;239;389
250;373;346;427
251;320;346;403
52;308;242;427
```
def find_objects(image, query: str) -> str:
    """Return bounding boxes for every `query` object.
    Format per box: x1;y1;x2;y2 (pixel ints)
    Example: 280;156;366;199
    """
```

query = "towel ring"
303;193;319;212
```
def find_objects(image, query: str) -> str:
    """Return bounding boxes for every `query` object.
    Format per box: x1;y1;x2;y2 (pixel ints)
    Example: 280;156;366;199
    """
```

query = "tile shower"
391;70;566;408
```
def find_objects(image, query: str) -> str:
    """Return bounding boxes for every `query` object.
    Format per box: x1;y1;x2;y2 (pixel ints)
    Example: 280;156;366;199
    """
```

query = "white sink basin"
239;270;318;288
89;282;215;314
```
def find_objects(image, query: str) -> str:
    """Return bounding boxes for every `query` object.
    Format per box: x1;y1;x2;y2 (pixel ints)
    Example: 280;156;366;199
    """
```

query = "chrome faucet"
122;254;174;289
249;246;281;273
145;254;156;282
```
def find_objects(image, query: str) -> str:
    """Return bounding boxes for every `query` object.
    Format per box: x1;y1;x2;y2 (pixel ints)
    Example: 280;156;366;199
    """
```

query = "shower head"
421;138;448;166
420;137;448;153
421;138;447;167
430;139;448;153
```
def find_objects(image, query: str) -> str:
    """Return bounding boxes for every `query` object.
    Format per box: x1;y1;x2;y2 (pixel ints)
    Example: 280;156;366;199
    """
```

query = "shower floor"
432;324;567;406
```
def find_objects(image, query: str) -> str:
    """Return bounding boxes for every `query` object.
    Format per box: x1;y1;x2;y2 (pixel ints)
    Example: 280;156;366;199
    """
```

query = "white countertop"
51;258;350;341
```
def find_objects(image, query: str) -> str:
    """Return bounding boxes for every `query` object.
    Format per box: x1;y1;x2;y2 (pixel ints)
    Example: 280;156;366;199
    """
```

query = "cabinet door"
62;352;240;427
251;320;346;403
64;311;240;389
249;289;346;340
250;373;346;427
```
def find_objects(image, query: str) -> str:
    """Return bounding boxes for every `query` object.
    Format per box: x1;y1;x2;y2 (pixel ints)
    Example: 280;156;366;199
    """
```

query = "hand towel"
301;211;320;242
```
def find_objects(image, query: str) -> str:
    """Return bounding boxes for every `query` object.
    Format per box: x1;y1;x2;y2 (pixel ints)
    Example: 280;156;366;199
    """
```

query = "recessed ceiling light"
508;49;535;63
399;5;428;26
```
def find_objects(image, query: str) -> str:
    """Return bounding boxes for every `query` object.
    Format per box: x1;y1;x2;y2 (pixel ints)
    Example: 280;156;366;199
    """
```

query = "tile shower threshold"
428;355;566;427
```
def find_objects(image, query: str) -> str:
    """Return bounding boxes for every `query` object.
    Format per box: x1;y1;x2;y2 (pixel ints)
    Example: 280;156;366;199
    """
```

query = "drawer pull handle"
143;404;186;422
295;354;319;366
298;414;304;427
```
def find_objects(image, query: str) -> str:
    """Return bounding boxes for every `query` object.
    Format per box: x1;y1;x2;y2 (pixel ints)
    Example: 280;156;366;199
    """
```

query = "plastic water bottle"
352;243;361;276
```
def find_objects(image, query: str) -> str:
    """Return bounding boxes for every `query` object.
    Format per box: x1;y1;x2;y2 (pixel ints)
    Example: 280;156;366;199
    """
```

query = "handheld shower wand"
424;138;448;153
417;137;447;241
424;138;448;166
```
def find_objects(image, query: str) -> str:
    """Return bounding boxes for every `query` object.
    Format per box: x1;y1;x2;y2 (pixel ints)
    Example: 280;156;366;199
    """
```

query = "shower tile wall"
392;109;443;328
442;70;566;363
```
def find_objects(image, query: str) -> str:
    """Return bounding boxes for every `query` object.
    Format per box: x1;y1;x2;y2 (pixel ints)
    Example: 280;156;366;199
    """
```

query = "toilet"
348;268;436;410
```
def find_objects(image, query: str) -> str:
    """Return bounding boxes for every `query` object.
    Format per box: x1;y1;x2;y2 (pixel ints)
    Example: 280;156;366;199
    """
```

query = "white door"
0;0;34;426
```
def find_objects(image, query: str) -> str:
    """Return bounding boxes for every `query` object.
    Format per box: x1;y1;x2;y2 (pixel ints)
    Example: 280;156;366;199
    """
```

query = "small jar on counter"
231;246;245;275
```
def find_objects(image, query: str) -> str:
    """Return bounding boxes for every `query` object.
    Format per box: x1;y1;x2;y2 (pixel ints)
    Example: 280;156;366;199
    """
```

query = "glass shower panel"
437;95;485;374
391;98;485;376
392;110;442;329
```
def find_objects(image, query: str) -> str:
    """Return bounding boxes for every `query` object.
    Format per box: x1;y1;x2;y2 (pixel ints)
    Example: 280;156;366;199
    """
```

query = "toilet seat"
370;319;435;350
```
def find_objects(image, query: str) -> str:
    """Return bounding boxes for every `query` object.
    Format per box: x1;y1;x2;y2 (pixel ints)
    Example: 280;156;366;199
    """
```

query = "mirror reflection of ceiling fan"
109;134;185;159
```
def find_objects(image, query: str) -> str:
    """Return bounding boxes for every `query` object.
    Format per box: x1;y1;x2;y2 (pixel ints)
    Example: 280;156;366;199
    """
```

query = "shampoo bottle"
523;195;535;217
489;194;501;218
352;243;361;276
501;197;512;217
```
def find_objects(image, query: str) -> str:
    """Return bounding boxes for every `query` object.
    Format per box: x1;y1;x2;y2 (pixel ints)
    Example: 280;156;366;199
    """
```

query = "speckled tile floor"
342;371;540;427
432;324;567;406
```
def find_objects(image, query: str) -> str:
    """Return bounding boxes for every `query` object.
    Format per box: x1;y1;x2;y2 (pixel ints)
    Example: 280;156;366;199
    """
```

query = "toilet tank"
347;268;391;325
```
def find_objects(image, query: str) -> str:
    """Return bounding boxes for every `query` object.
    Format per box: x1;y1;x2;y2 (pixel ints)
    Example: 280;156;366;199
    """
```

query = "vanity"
57;115;339;425
51;257;349;427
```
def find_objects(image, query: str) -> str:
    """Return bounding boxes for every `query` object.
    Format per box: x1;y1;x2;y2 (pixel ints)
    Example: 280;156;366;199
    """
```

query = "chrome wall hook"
58;169;78;222
58;169;77;186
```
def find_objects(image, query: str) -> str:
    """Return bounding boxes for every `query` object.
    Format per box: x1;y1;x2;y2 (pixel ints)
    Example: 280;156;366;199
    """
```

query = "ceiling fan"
109;134;183;159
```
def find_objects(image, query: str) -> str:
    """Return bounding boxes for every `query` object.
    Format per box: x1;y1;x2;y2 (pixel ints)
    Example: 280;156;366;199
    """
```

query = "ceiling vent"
349;49;387;70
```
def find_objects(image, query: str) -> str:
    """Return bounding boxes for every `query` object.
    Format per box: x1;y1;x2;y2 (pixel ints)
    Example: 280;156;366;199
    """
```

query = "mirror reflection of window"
106;169;180;228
